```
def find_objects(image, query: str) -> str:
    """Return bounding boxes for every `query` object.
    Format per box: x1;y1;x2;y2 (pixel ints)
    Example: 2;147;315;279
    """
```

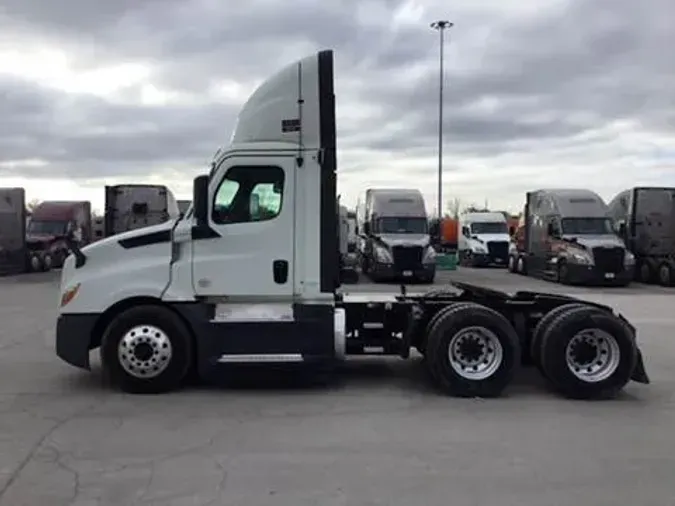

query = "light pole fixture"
430;20;453;226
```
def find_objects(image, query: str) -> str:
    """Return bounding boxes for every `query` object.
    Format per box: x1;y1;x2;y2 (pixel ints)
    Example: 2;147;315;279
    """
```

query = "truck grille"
592;247;625;273
392;246;423;270
487;241;509;261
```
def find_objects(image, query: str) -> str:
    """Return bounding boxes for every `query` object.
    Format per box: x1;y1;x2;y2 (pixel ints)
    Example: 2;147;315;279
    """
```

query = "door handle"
273;260;288;284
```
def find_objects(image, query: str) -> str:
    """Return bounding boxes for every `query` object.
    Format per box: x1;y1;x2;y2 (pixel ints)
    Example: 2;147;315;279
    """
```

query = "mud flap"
631;348;650;384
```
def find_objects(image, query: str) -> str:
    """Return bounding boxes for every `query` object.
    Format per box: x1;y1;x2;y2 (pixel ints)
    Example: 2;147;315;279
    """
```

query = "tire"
516;256;527;275
29;254;42;272
637;260;653;284
100;305;194;394
425;303;521;398
417;302;469;356
539;305;637;400
507;255;516;273
41;253;53;271
657;262;673;287
557;261;570;284
530;303;587;371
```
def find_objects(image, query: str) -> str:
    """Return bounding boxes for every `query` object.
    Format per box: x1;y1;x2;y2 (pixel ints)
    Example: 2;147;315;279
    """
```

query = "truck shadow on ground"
57;357;643;402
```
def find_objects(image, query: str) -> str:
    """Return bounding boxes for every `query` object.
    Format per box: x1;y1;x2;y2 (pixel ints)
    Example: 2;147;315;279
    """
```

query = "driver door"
191;155;296;299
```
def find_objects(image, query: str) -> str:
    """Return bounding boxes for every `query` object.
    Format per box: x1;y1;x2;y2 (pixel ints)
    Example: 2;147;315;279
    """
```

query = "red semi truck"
26;201;92;271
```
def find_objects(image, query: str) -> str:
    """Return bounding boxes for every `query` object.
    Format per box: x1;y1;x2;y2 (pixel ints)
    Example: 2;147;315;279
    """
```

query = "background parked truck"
509;189;634;285
608;186;675;286
357;188;435;283
458;211;510;267
104;184;179;237
25;200;92;271
0;188;27;276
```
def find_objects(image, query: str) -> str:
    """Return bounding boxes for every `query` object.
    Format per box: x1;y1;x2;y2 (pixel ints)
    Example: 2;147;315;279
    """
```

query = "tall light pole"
430;20;453;227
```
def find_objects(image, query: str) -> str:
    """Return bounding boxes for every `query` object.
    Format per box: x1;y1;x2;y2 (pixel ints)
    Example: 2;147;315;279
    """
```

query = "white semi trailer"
54;50;648;400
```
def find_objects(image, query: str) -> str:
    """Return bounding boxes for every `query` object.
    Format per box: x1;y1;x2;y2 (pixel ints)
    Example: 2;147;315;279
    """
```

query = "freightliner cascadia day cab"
607;187;675;286
55;50;649;400
358;188;436;283
458;211;510;267
508;189;634;286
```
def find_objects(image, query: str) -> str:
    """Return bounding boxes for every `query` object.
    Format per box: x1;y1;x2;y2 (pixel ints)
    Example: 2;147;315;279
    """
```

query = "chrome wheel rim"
118;325;172;379
448;326;503;380
565;328;620;383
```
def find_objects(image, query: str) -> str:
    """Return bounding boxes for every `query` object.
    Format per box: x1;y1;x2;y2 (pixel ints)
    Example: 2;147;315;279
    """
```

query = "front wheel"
424;303;520;398
100;305;194;394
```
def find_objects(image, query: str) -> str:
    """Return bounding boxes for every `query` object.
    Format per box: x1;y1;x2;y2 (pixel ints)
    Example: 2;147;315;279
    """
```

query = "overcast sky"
0;0;673;214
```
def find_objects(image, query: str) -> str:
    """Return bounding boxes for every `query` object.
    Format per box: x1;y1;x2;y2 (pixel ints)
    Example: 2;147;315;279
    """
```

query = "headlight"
571;252;592;265
374;246;392;263
60;283;81;308
472;243;487;253
624;251;635;265
423;246;436;263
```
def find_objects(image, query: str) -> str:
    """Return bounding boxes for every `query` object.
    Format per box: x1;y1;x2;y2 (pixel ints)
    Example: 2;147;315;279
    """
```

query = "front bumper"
564;263;635;286
470;253;509;267
55;313;100;369
371;261;436;281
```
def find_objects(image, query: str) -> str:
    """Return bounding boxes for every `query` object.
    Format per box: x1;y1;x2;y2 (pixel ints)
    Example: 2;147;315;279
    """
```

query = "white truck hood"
85;221;174;252
60;219;178;313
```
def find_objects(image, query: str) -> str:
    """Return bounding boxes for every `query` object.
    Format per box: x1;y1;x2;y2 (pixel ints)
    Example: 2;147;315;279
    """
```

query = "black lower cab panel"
172;302;337;380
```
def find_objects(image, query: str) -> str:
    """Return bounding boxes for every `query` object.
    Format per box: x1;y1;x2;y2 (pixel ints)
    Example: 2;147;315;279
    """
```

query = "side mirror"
363;222;370;235
618;221;626;236
509;226;515;236
193;175;209;227
462;226;470;236
547;223;559;238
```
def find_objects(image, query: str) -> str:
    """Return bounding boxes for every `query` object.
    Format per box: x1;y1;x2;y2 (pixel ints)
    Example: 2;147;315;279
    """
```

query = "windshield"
377;217;428;234
562;217;614;235
27;220;67;236
471;222;507;234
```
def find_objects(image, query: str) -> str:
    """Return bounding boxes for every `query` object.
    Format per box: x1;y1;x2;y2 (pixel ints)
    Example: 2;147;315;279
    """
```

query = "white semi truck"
458;211;511;267
55;50;649;400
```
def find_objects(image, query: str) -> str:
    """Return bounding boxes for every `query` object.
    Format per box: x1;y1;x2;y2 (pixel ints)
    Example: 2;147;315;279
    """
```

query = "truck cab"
56;50;340;392
358;188;436;283
458;212;510;267
608;187;675;286
26;201;92;271
511;189;634;286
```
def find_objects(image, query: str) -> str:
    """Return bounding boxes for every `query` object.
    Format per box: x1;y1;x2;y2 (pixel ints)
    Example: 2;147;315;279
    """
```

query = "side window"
212;166;284;225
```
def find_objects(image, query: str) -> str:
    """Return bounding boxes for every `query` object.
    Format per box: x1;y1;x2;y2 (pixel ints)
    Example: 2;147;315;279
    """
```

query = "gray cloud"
0;0;673;210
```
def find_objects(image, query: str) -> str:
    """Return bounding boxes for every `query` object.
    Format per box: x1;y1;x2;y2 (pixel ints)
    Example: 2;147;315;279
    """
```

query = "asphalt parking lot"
0;268;674;506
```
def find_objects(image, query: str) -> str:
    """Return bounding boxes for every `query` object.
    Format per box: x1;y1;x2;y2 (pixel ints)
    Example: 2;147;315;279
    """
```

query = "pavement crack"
0;403;94;505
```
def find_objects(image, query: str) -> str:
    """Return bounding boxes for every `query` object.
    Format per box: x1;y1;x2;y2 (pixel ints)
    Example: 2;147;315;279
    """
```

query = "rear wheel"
658;262;673;287
516;256;527;275
637;260;654;284
530;303;587;371
100;305;194;394
424;303;520;397
41;253;53;271
507;255;516;273
539;306;637;399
